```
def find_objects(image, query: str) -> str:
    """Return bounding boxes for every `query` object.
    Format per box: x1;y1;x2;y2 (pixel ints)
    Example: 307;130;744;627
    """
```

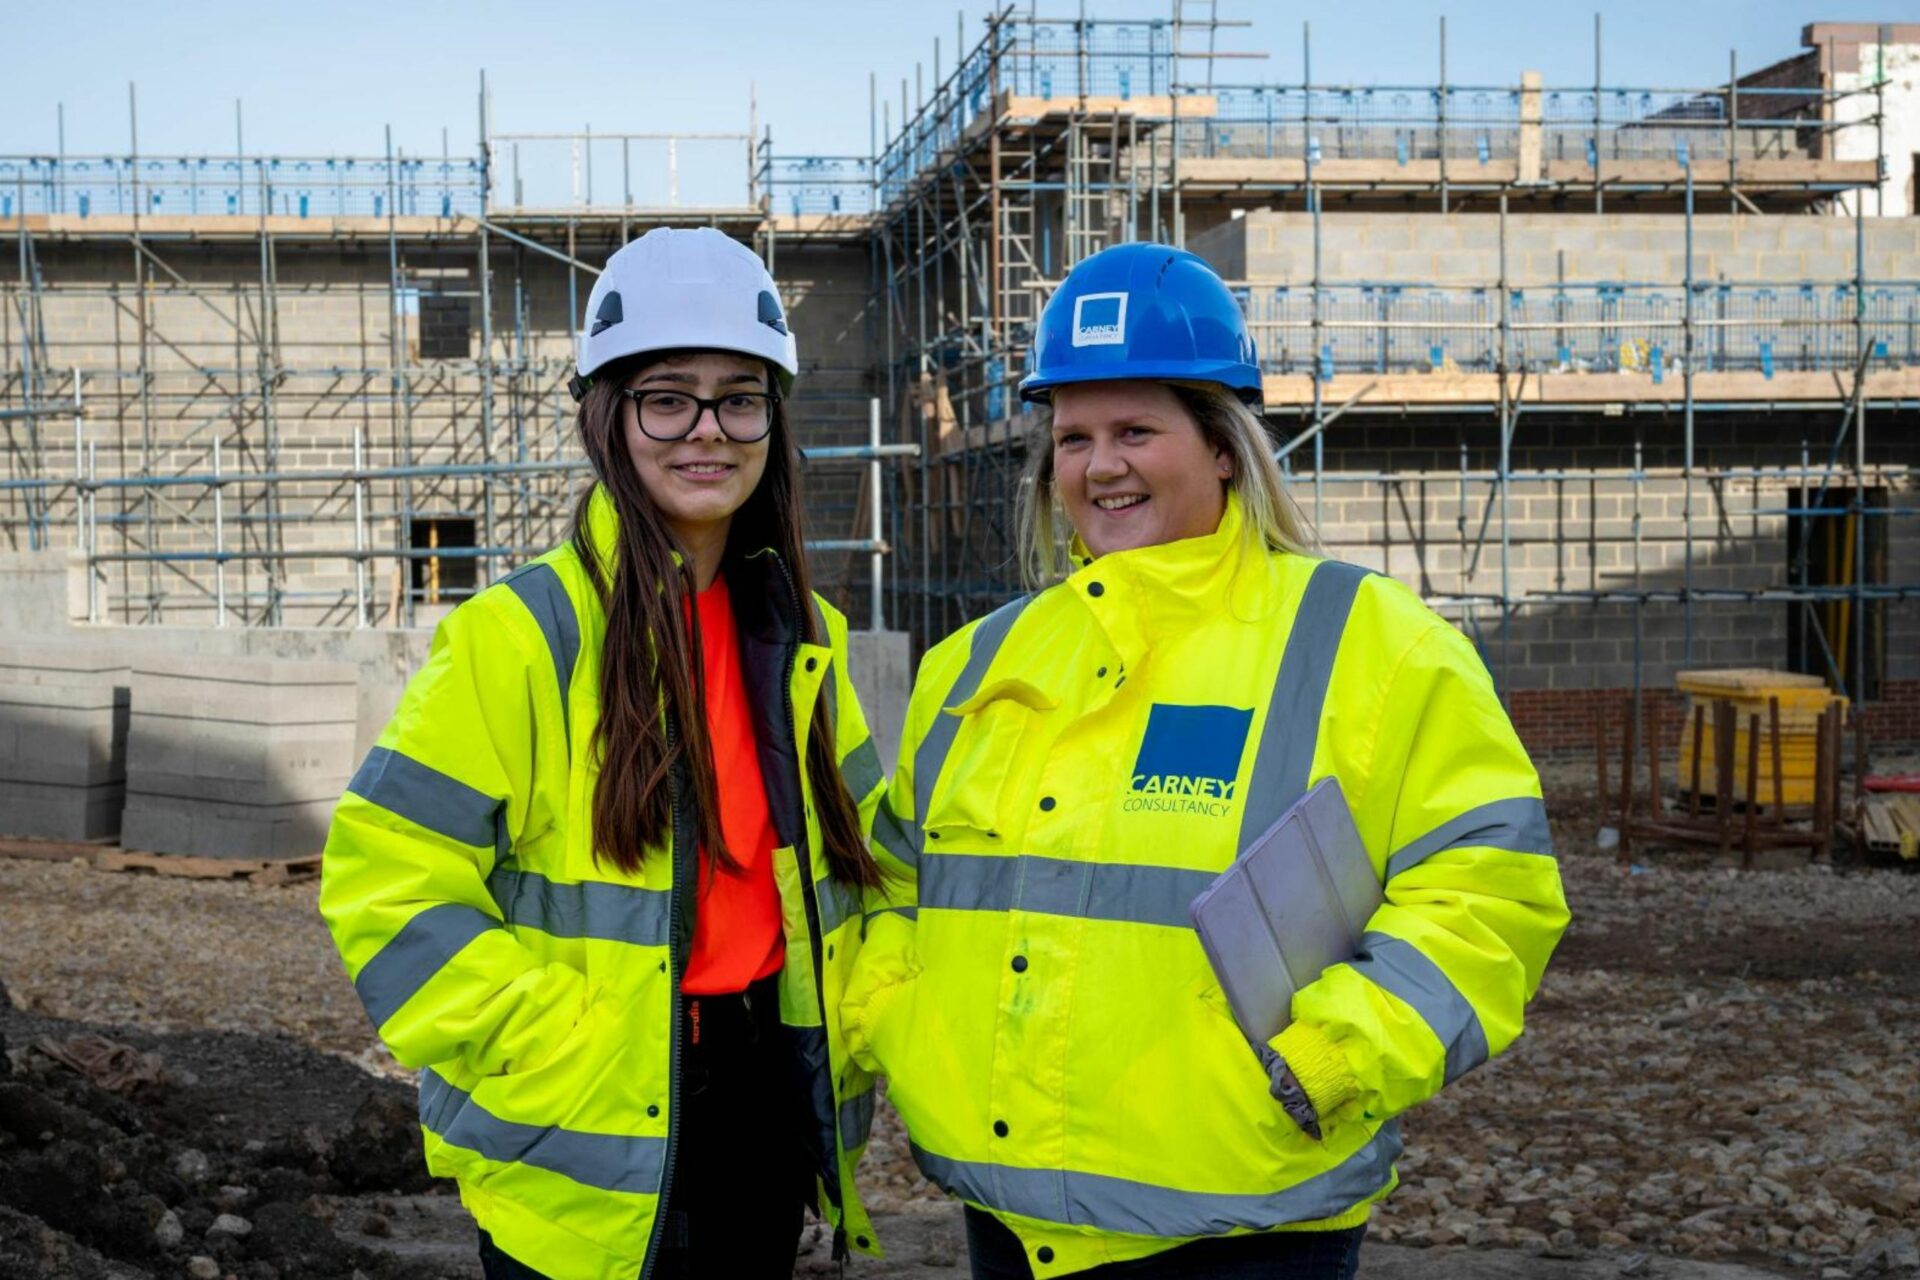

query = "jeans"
964;1206;1366;1280
478;976;808;1280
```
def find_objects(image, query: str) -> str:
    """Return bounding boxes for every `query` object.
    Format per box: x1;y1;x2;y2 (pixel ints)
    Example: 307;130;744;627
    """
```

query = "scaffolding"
2;77;912;630
1;7;1917;730
837;7;1915;718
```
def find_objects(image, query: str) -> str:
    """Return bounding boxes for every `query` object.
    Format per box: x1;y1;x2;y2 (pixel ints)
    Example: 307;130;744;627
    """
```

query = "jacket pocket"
1189;977;1331;1157
923;683;1050;835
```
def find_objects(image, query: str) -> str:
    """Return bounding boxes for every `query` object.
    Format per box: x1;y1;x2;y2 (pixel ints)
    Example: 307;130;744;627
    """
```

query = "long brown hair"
568;355;882;892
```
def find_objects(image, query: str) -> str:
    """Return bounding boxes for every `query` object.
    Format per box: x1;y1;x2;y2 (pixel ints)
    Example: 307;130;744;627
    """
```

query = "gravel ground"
2;770;1917;1278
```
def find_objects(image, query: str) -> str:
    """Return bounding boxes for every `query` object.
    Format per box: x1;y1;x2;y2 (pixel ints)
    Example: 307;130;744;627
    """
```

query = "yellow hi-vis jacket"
320;486;886;1280
844;494;1568;1276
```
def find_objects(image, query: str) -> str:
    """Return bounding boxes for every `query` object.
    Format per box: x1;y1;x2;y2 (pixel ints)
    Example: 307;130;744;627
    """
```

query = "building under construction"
3;9;1917;756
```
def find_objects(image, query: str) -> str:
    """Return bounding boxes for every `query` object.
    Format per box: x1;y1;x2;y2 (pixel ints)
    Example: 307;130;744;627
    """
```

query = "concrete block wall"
1305;413;1920;750
775;241;886;627
1189;212;1920;286
0;644;130;840
121;656;359;859
0;551;919;853
3;233;887;630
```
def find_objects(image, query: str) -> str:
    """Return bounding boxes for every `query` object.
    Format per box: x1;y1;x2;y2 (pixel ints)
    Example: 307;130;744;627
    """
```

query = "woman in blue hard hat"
321;227;890;1280
844;242;1568;1280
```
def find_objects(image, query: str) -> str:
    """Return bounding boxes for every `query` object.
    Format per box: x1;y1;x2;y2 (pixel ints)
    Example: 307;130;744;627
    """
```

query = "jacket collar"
961;493;1277;714
1060;490;1278;646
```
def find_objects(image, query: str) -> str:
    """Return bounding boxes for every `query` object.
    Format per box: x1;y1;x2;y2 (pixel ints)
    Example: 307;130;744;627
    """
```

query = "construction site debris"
1860;793;1920;862
0;997;443;1279
0;772;1915;1277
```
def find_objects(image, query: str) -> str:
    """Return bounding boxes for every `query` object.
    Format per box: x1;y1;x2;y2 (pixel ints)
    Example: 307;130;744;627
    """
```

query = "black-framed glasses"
619;388;779;443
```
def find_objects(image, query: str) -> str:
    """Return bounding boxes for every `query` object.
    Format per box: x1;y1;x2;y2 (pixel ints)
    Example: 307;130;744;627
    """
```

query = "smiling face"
1049;380;1233;559
621;351;772;552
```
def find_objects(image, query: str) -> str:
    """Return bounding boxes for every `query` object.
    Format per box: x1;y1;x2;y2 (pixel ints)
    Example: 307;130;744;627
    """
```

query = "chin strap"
567;373;592;403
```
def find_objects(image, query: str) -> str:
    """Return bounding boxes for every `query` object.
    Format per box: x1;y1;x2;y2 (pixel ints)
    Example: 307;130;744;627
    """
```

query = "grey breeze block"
120;655;358;859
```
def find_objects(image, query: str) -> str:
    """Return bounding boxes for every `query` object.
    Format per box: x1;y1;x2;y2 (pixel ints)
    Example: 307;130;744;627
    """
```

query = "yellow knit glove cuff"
1272;1021;1361;1117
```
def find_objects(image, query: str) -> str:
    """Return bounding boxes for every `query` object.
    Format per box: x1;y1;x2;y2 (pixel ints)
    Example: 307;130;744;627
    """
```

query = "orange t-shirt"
680;575;786;995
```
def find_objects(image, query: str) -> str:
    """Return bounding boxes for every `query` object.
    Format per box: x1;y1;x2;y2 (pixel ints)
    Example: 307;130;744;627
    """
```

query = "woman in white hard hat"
845;242;1568;1279
322;227;889;1279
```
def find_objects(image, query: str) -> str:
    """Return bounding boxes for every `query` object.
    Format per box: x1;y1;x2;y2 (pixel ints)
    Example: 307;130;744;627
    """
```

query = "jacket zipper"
638;713;690;1280
769;552;847;1259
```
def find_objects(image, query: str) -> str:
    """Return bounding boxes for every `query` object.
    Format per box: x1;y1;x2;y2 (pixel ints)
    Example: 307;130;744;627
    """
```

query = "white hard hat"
570;227;797;400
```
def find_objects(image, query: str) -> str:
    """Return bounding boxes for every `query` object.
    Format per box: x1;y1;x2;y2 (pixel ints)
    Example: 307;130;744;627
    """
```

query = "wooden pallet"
0;836;110;860
92;850;322;885
0;838;319;885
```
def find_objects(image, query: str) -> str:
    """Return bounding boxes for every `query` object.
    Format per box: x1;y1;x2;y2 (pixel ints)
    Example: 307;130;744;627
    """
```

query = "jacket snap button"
1086;581;1105;597
1096;666;1107;678
993;1119;1009;1137
1039;796;1056;812
856;1235;870;1249
647;1104;660;1118
1011;955;1028;973
1037;1246;1055;1263
827;944;835;959
805;656;818;672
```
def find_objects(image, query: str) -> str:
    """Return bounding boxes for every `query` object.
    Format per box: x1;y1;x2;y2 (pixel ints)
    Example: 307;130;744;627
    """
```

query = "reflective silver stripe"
863;905;917;930
487;867;669;948
503;562;581;747
347;746;501;850
839;1086;876;1150
817;875;862;937
1235;561;1373;853
909;1120;1400;1237
354;902;498;1029
1384;796;1554;881
913;595;1031;846
920;854;1215;930
418;1068;666;1195
1349;931;1488;1085
841;736;884;802
871;794;918;869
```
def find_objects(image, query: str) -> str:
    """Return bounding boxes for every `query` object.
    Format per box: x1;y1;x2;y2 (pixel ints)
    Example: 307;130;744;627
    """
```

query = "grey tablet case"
1188;777;1384;1046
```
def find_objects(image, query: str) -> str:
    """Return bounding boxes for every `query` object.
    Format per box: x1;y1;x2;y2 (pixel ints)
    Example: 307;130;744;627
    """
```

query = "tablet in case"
1187;777;1384;1046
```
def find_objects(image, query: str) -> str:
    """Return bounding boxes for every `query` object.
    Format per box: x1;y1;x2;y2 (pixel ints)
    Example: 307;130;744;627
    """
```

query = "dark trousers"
964;1206;1365;1280
479;975;807;1280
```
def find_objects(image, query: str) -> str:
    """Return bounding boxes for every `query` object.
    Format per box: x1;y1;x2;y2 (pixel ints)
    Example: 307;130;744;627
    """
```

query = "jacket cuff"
1271;1021;1360;1117
844;973;906;1076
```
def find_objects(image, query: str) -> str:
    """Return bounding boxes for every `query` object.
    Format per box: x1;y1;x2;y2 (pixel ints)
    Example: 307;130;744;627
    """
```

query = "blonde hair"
1017;383;1318;590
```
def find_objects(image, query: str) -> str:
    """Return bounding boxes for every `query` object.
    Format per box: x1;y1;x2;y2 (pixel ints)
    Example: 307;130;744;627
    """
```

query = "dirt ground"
0;768;1916;1279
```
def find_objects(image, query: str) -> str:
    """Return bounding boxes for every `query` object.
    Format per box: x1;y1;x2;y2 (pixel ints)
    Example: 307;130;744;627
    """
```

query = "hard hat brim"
1019;360;1264;407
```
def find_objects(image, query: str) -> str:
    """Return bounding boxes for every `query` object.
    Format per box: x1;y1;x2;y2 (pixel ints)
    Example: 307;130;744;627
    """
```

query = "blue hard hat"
1019;242;1261;405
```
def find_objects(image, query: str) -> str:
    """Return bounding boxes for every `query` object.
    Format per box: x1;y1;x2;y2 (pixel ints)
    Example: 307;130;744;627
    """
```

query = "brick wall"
1511;678;1920;761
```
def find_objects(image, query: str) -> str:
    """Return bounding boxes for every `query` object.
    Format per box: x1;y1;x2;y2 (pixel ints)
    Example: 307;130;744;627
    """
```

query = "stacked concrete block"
1189;211;1920;289
0;644;131;841
121;657;358;859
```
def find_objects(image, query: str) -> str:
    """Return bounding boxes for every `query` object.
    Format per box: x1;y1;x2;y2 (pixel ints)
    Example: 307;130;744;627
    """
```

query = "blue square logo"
1071;291;1129;347
1130;704;1253;803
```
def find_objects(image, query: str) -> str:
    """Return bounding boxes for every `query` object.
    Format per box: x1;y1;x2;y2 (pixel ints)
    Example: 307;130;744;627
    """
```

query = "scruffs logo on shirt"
1125;703;1253;818
1071;292;1129;347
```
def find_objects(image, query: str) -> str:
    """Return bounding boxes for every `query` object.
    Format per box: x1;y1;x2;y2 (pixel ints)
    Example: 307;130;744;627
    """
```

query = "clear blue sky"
4;0;1837;163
